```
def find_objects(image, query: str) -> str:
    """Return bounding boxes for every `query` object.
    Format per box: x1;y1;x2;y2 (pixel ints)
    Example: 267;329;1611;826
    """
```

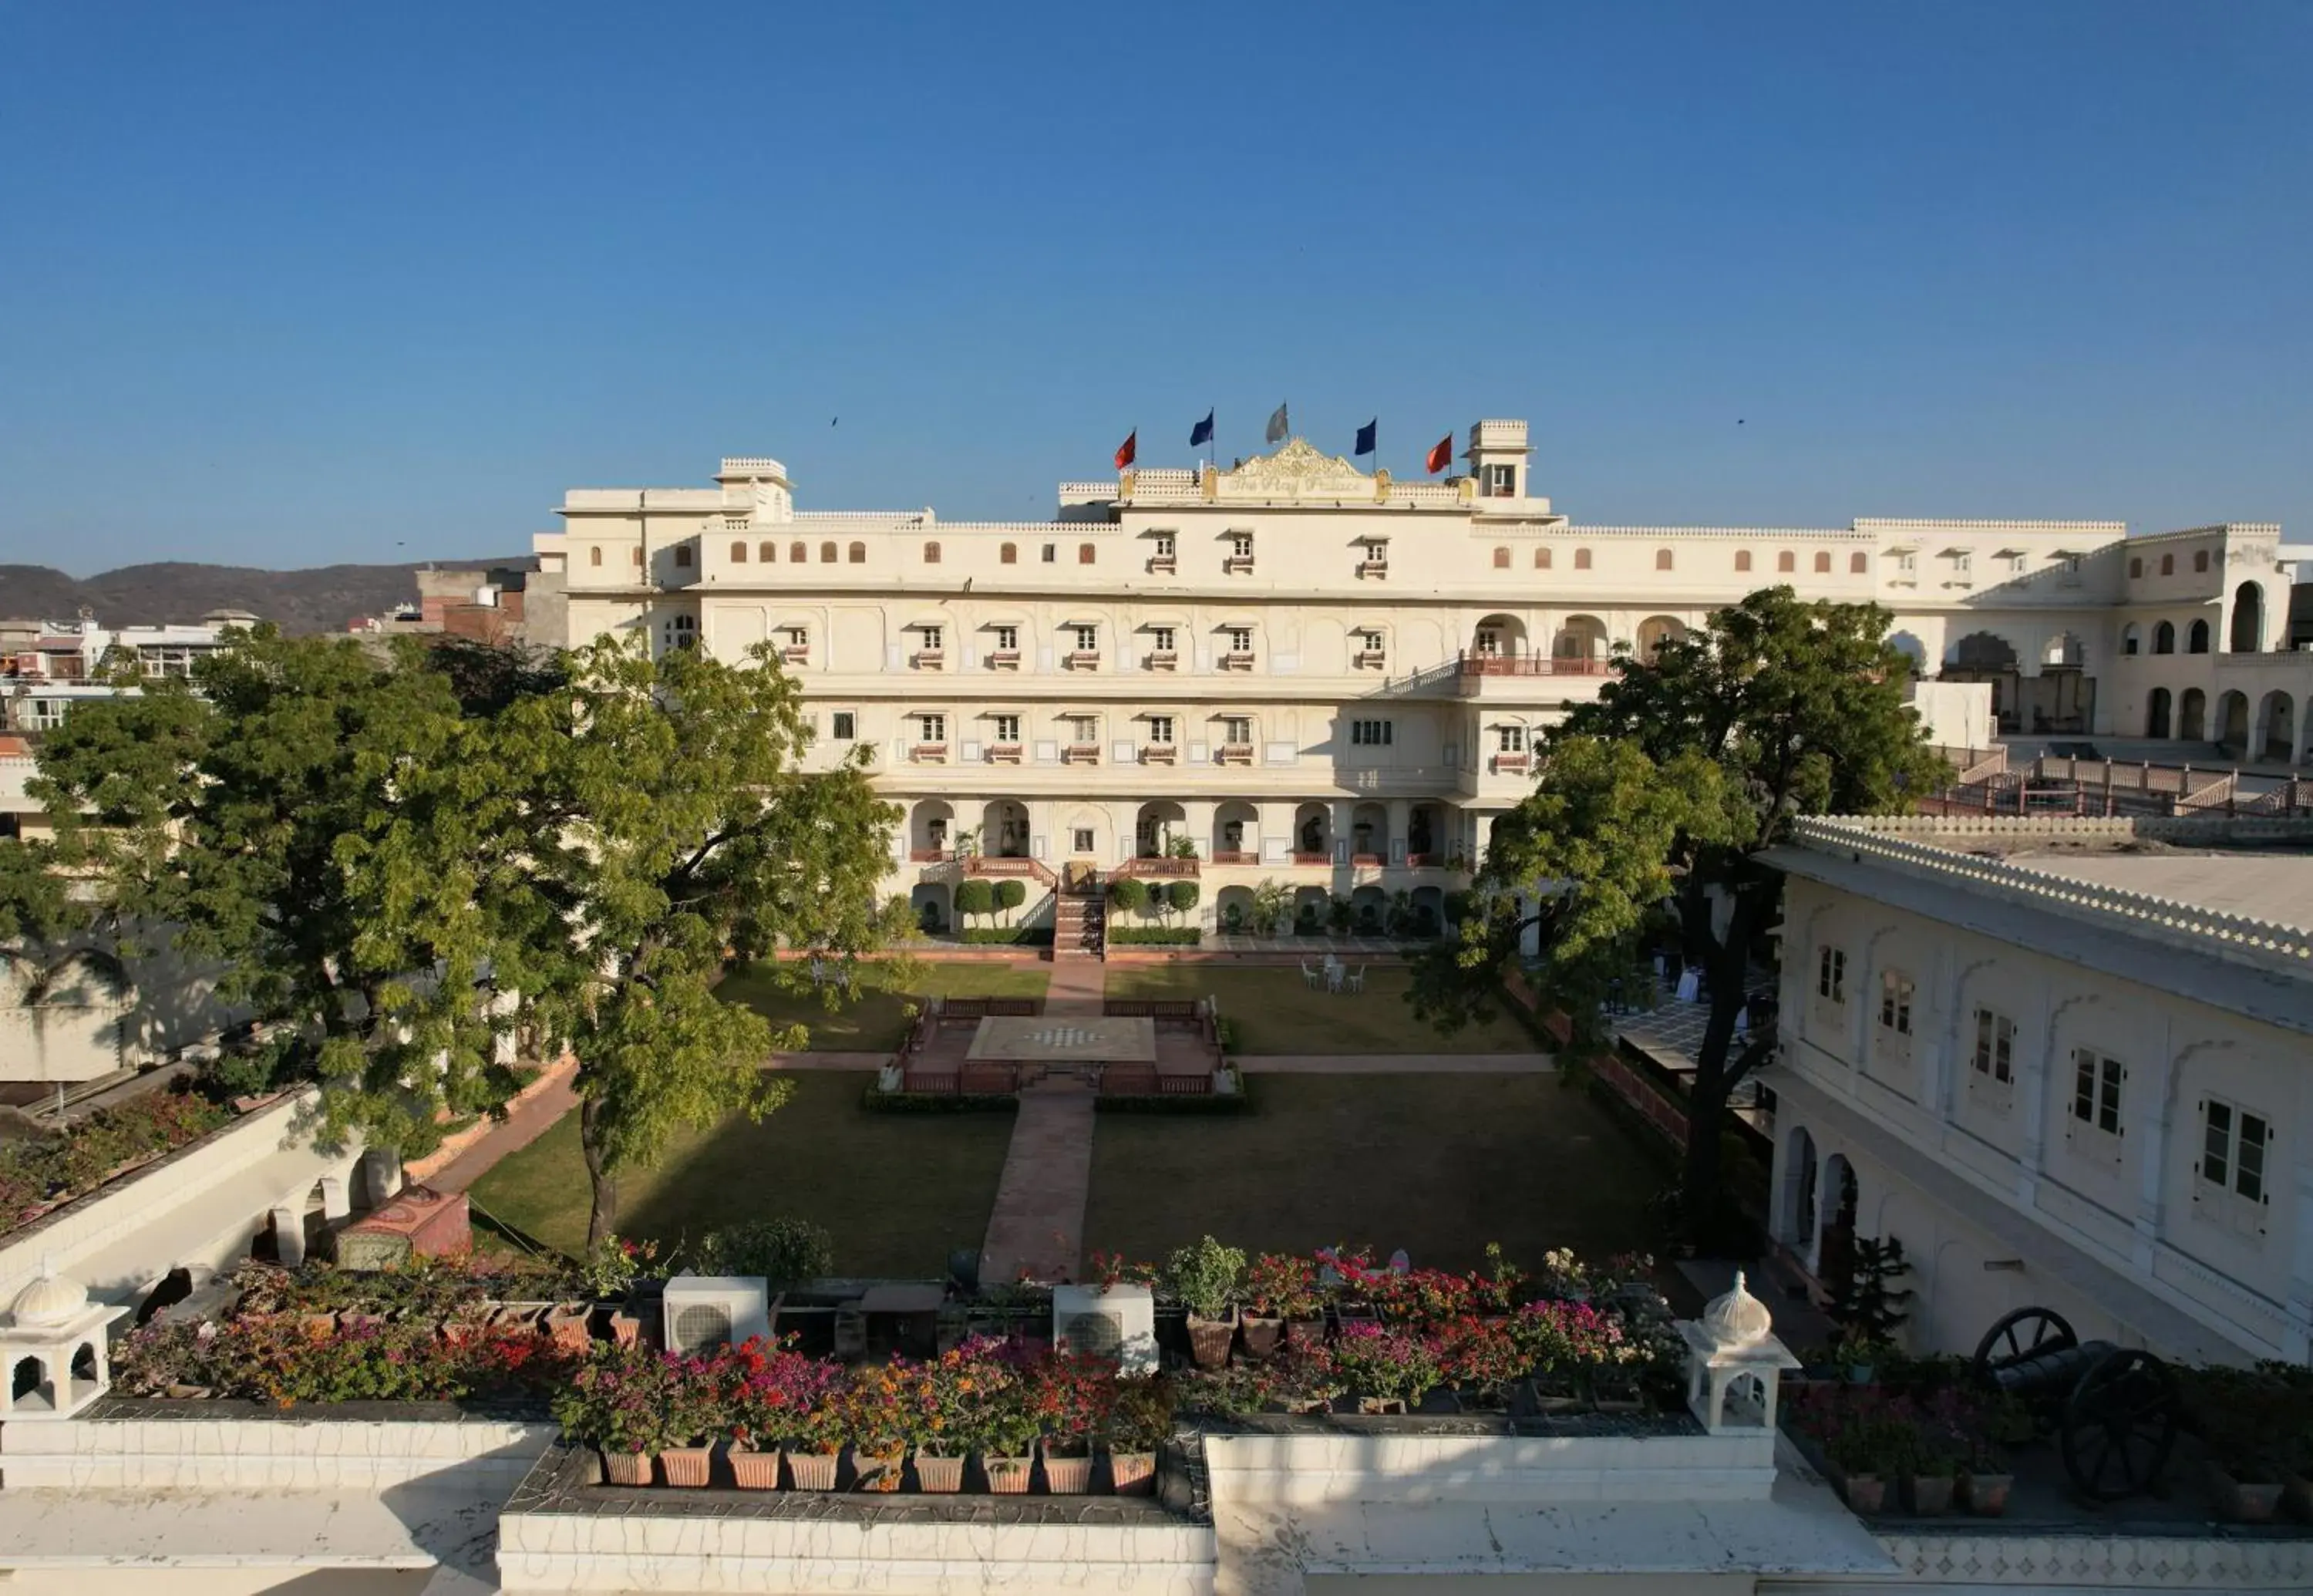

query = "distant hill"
0;559;529;636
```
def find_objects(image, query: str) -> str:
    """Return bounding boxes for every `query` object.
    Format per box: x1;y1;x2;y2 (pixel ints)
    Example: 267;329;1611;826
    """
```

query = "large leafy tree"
485;635;907;1244
34;630;520;1150
1413;589;1948;1241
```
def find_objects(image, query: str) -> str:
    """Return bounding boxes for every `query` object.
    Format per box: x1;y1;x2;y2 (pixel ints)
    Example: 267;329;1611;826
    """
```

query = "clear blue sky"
4;2;2309;572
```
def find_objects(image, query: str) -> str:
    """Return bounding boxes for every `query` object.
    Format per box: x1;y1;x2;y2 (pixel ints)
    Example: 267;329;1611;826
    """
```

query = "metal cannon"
1971;1306;2180;1500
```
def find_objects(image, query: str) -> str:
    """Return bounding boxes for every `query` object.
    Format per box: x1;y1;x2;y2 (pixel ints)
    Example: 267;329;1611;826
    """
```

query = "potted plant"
2189;1366;2291;1522
1823;1412;1906;1514
1102;1377;1176;1496
1957;1434;2013;1517
1823;1237;1912;1383
1330;1322;1442;1414
728;1339;843;1490
1433;1315;1522;1412
840;1362;914;1492
657;1352;723;1487
1901;1406;1964;1516
553;1342;676;1486
1030;1353;1109;1494
969;1386;1042;1494
1167;1236;1246;1371
1245;1254;1318;1359
913;1339;1002;1493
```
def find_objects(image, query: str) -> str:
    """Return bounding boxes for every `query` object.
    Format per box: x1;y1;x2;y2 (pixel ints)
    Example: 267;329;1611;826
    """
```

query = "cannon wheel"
1973;1305;2077;1385
2059;1349;2178;1502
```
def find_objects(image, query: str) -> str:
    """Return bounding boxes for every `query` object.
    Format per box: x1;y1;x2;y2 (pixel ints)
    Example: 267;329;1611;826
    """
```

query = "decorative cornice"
1220;438;1372;492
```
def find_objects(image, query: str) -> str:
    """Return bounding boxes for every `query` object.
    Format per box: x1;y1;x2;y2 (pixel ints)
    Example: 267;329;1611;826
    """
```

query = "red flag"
1114;430;1137;470
1425;433;1454;475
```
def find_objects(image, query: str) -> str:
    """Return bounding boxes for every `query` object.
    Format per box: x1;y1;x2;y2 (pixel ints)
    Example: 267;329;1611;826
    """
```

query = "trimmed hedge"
860;1088;1022;1114
1106;926;1202;946
948;928;1053;946
1096;1084;1254;1116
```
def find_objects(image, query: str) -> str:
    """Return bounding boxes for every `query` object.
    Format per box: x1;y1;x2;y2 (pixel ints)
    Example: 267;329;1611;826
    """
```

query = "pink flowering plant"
1329;1322;1443;1407
726;1337;847;1453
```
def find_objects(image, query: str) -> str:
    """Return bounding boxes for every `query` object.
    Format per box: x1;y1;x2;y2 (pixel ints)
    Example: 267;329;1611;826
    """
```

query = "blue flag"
1354;419;1377;456
1189;409;1214;448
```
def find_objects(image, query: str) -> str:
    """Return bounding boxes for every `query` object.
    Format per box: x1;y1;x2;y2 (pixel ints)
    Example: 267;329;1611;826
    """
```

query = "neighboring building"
2103;525;2310;762
1764;813;2313;1369
0;611;251;735
348;561;564;646
534;426;2308;936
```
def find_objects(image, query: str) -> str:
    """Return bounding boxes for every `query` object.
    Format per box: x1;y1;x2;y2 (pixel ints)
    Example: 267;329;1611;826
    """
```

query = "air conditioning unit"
661;1274;770;1355
1052;1284;1156;1375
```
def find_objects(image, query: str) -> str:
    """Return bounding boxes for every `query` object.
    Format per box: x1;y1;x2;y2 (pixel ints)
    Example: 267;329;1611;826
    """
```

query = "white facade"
1763;814;2313;1369
537;424;2311;928
1;613;248;736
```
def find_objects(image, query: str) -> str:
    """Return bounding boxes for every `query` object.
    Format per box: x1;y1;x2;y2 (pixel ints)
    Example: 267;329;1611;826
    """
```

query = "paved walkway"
1042;956;1108;1016
1237;1052;1554;1073
416;1059;580;1193
978;1079;1096;1285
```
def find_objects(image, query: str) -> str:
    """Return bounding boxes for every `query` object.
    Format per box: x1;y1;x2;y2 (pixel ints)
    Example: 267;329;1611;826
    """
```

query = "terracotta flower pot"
1186;1310;1237;1370
787;1450;840;1490
298;1311;338;1338
851;1447;906;1492
600;1450;651;1487
659;1446;712;1487
984;1454;1033;1493
1042;1443;1093;1494
1904;1473;1955;1516
2208;1462;2284;1523
544;1304;593;1355
1837;1470;1885;1514
608;1312;641;1348
1355;1396;1409;1416
1283;1316;1326;1352
728;1445;783;1490
1960;1471;2012;1517
1109;1450;1157;1497
914;1451;965;1493
1240;1314;1285;1360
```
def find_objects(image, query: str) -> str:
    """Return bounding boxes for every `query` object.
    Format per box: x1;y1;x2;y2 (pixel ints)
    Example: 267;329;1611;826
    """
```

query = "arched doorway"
1348;884;1386;934
1470;614;1528;659
2153;621;2176;655
2231;582;2264;652
1635;616;1687;662
1291;885;1328;932
1887;631;1928;671
1292;803;1331;862
908;800;954;861
1816;1155;1860;1283
910;883;950;934
1215;885;1255;934
2120;623;2140;657
1136;801;1186;858
1782;1127;1820;1251
2146;688;2172;739
2188;618;2210;654
2217;691;2251;753
1409;885;1445;936
2180;688;2207;741
2259;692;2296;763
1553;614;1608;665
1212;801;1258;862
981;800;1029;858
1349;802;1387;862
1406;804;1439;863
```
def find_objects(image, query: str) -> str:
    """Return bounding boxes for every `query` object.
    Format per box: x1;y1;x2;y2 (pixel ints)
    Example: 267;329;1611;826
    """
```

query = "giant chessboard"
965;1015;1157;1064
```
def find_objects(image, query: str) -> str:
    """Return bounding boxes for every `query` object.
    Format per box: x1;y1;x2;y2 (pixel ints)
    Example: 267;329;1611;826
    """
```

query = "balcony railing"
1065;651;1102;670
1351;853;1385;867
911;743;950;763
1146;554;1177;574
1146;651;1178;670
1354;650;1388;668
1219;652;1255;670
1119;856;1199;877
1211;850;1257;865
779;645;810;665
964;854;1055;885
908;847;953;864
986;743;1022;763
1458;652;1611;677
911;650;945;669
1491;752;1531;774
1406;853;1445;868
985;650;1020;669
1358;560;1389;577
1062;744;1101;765
1214;745;1254;765
1140;745;1178;764
1224;555;1255;574
1291;850;1332;866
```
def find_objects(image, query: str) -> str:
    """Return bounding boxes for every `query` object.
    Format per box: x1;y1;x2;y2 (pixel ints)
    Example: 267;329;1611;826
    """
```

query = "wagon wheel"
2059;1349;2178;1502
1972;1306;2077;1386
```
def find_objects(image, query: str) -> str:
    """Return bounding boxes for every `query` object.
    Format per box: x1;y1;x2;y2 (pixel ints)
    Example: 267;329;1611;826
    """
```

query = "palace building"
532;422;2310;940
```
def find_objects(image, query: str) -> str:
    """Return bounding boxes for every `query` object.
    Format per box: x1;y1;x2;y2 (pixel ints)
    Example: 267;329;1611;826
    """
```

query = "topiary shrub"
689;1217;835;1286
1166;879;1200;925
953;879;995;930
1108;876;1150;917
994;878;1026;923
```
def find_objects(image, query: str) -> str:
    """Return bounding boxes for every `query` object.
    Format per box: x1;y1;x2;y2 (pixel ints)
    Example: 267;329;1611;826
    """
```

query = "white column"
359;1147;403;1206
272;1204;308;1268
1385;798;1412;865
1257;801;1295;865
319;1174;352;1221
1330;798;1356;866
1183;799;1217;860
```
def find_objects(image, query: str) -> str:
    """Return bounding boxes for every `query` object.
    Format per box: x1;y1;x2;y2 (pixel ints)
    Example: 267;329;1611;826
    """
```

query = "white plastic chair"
1300;959;1321;989
1345;965;1366;994
1326;965;1346;994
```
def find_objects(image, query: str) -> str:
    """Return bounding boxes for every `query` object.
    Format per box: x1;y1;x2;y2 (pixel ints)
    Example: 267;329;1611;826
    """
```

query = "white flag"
1264;402;1289;443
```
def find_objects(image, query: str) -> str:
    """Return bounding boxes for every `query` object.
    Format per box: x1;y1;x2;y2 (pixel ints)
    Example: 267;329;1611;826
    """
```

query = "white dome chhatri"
8;1270;89;1328
1701;1270;1773;1351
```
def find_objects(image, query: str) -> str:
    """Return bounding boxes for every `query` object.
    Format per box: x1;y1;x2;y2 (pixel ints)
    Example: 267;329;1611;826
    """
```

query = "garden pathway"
1238;1052;1554;1073
977;957;1105;1282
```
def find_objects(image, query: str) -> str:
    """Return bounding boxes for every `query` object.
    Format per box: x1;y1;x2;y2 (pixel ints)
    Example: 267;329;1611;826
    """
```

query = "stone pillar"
359;1146;404;1206
1385;798;1412;865
1183;799;1217;860
1330;798;1356;866
271;1204;308;1267
1257;801;1297;865
319;1173;352;1221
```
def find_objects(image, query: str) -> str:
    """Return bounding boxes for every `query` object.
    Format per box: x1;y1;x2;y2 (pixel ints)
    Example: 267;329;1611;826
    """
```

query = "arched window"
674;544;693;568
2188;618;2210;654
1493;547;1511;569
2160;553;2174;575
1850;551;1867;574
2230;582;2263;652
1655;548;1673;571
2129;557;2143;577
924;541;941;564
759;540;776;562
1001;543;1017;564
2153;621;2176;654
790;541;806;563
2121;622;2140;655
2194;549;2210;573
1574;548;1591;571
1777;551;1796;573
1813;551;1831;574
849;542;867;563
1079;543;1096;564
590;546;603;567
1734;550;1752;573
729;541;747;563
1534;547;1551;570
820;541;837;563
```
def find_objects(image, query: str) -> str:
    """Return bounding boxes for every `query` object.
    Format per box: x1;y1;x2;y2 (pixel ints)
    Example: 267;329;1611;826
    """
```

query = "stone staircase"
1053;881;1106;961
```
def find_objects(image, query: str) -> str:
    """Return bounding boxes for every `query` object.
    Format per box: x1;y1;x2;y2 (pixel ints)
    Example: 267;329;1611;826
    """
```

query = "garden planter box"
1283;1317;1325;1352
985;1453;1033;1493
335;1184;470;1269
1902;1473;1955;1516
660;1446;712;1487
728;1446;782;1490
601;1450;651;1487
1108;1450;1156;1496
1959;1470;2012;1517
1042;1444;1093;1493
2208;1462;2285;1523
1186;1310;1237;1370
787;1450;840;1490
1828;1466;1884;1514
1240;1314;1284;1360
851;1447;905;1492
914;1451;965;1493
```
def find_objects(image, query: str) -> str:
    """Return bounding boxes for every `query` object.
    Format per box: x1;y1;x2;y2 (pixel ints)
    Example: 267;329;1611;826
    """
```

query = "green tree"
994;878;1025;925
1107;876;1149;918
953;879;995;931
34;630;520;1148
486;635;906;1245
1165;879;1200;927
1412;590;1947;1239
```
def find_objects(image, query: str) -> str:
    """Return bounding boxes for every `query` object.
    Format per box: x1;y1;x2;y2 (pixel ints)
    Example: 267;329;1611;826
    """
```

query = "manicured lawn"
716;959;1051;1052
1082;1074;1667;1270
466;1072;1013;1277
1103;965;1536;1054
